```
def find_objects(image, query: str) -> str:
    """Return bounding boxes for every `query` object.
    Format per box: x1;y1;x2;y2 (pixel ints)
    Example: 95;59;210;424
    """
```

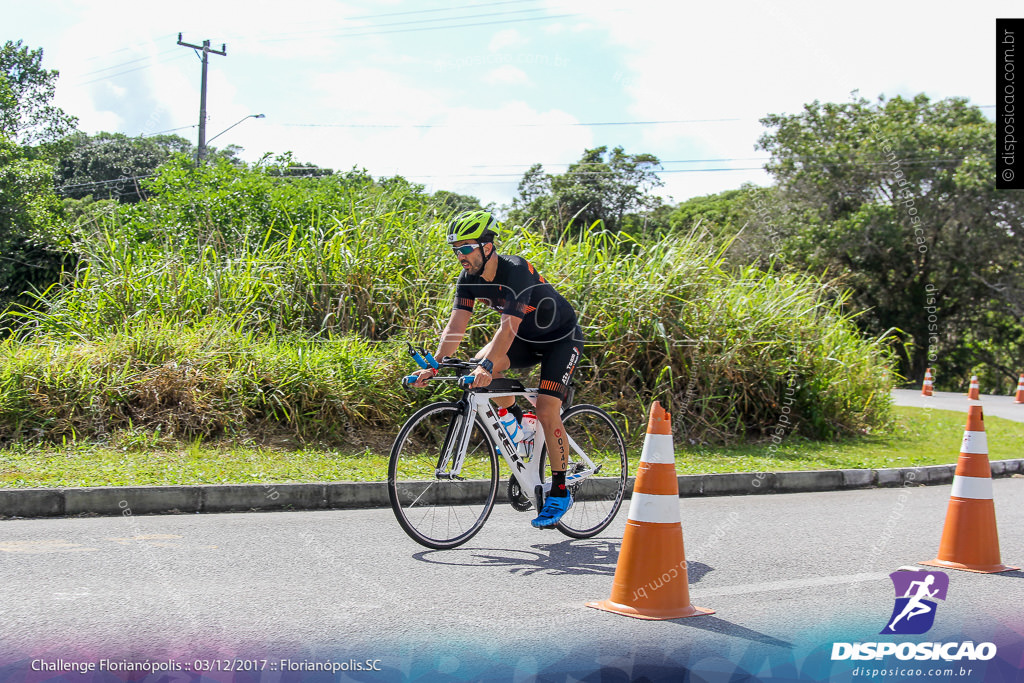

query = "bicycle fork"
435;399;476;479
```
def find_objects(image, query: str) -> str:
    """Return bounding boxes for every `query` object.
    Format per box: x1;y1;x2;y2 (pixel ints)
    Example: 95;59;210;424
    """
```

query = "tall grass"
0;160;896;445
0;321;409;444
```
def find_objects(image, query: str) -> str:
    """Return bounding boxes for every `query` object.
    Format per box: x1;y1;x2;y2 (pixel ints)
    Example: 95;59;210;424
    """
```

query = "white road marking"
694;572;890;598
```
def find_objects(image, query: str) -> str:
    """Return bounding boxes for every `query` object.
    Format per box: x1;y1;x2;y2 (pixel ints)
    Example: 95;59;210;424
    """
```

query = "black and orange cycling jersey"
453;253;583;401
453;254;578;342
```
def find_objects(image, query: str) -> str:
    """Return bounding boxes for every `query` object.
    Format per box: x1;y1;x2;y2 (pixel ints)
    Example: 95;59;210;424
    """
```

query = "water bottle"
519;412;537;459
497;408;521;453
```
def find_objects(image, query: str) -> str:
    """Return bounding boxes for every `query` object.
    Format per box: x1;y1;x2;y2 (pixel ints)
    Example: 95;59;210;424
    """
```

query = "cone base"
586;599;714;620
919;559;1019;574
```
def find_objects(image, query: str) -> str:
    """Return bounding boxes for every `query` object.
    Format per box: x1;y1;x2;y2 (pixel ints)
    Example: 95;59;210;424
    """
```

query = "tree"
430;189;483;215
507;146;663;236
57;132;183;202
57;132;247;203
0;40;77;147
0;135;72;316
757;94;1024;385
261;151;332;177
0;41;76;319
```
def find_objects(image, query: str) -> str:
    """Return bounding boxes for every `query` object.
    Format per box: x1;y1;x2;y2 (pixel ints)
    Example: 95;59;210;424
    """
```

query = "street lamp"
200;113;265;160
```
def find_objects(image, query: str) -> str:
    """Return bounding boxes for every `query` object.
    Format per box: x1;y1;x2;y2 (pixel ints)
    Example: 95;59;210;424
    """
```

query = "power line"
405;167;767;180
339;0;545;22
275;11;580;42
221;0;548;43
66;2;543;66
263;5;557;43
74;53;189;87
64;3;568;89
53;155;978;191
78;33;179;63
276;109;1001;130
467;157;771;169
278;117;746;129
78;47;180;78
142;125;198;137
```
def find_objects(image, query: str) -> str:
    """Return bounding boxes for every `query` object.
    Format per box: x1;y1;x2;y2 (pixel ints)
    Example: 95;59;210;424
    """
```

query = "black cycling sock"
507;403;524;425
550;470;567;497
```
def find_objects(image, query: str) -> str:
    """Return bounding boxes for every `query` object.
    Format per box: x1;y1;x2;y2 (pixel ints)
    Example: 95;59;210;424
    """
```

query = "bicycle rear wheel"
388;401;499;550
542;404;628;539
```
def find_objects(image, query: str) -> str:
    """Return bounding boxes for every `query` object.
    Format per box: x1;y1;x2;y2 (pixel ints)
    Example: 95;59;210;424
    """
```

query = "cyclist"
410;210;584;528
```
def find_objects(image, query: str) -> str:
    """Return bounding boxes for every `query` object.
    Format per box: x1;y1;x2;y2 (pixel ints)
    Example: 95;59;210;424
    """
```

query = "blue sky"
7;0;1016;206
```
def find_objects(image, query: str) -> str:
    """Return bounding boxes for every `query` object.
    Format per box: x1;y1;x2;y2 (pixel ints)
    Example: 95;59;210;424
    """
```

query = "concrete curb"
2;460;1022;519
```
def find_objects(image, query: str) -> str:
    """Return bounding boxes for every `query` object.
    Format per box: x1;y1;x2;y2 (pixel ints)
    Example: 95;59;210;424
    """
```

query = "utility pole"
176;33;227;164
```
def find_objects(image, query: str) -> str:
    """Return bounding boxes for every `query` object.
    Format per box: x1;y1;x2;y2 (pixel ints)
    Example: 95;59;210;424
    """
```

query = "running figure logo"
880;570;949;635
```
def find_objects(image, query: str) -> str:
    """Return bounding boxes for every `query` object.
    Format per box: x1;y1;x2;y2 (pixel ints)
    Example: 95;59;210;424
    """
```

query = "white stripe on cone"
640;433;675;464
951;475;994;500
960;431;988;455
627;492;681;524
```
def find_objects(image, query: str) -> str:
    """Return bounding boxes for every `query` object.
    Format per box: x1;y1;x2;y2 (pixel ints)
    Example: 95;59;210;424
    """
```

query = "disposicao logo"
880;569;948;635
831;570;997;662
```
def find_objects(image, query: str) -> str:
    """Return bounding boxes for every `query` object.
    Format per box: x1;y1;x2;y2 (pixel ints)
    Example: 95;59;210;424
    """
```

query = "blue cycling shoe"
531;492;573;528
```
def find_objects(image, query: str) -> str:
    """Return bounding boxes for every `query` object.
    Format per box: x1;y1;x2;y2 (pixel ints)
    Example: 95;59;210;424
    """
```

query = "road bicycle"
388;355;628;550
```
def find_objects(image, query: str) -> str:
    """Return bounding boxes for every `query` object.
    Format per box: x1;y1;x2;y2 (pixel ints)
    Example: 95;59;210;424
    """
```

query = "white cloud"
39;0;1018;208
488;28;528;53
548;0;1018;200
250;67;589;205
483;65;531;86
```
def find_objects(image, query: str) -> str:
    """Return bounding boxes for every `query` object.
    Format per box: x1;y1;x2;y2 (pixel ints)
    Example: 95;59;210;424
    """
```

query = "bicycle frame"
439;388;600;508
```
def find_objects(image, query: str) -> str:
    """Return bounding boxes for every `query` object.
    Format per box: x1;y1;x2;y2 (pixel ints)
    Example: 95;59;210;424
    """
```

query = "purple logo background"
890;570;949;601
880;570;949;635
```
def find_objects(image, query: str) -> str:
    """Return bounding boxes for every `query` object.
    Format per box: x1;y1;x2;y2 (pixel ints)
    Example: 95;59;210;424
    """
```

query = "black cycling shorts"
504;326;584;402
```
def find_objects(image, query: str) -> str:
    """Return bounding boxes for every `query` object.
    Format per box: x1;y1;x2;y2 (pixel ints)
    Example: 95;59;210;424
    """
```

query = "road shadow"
413;538;620;576
667;615;794;649
414;538;715;582
995;568;1024;579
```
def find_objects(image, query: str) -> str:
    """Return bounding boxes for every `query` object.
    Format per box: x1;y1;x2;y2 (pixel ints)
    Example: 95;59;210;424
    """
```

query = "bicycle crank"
533;485;545;517
507;477;533;511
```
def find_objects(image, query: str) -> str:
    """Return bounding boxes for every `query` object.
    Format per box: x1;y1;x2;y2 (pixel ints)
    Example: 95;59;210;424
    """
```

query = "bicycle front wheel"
388;402;499;550
544;404;628;539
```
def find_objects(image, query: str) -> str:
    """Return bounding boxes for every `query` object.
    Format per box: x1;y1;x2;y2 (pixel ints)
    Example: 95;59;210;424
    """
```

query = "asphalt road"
2;479;1022;681
892;389;1024;422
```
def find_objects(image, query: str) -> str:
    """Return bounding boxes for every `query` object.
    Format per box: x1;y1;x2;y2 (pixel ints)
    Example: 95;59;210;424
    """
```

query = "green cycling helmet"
447;210;498;244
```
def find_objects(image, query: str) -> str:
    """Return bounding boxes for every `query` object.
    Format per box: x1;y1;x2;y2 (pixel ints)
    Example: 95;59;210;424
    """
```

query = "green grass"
0;440;386;488
678;406;1024;473
2;407;1019;489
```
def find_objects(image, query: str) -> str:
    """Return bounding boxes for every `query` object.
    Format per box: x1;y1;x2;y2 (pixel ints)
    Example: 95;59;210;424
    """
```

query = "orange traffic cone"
967;375;980;400
920;405;1018;573
1014;374;1024;404
921;368;934;397
586;401;714;620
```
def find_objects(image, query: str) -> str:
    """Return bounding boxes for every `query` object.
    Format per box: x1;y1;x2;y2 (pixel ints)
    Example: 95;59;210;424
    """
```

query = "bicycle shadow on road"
413;538;714;581
667;615;794;650
413;538;619;576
